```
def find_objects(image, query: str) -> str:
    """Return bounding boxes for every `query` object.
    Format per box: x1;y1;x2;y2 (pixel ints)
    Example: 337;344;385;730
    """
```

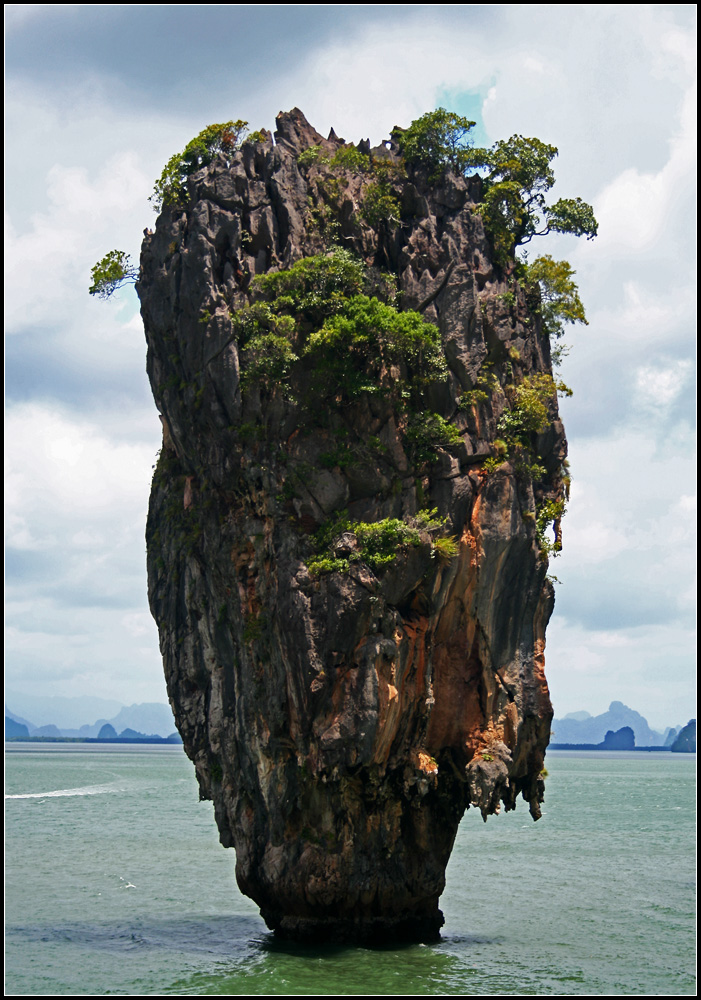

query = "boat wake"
6;783;121;800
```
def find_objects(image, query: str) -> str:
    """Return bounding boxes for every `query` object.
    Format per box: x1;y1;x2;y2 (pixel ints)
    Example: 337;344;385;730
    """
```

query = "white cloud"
562;516;630;565
122;612;154;638
562;429;696;548
270;17;490;145
593;71;695;254
5;402;165;701
5;608;165;703
634;359;693;411
6;402;155;549
5;4;75;30
522;56;548;76
617;280;694;340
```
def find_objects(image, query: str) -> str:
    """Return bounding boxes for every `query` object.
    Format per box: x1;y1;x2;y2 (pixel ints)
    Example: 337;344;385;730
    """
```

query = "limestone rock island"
139;109;569;943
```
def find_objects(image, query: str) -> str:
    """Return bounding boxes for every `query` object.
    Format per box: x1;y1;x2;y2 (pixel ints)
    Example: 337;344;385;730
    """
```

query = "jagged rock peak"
274;107;328;154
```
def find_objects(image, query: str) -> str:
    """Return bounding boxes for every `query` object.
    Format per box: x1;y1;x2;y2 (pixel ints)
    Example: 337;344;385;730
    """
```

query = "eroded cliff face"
139;109;564;943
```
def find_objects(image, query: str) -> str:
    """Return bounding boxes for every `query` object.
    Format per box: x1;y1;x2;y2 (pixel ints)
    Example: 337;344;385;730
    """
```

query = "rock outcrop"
600;726;635;750
5;717;30;740
671;719;696;753
139;109;566;943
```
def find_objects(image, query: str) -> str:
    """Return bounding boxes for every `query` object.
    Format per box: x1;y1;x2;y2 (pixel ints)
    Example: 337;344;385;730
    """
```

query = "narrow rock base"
262;909;445;946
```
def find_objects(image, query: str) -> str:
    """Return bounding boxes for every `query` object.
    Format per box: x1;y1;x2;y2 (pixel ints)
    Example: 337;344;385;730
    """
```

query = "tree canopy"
150;120;249;211
88;250;138;299
396;110;598;265
524;255;588;340
465;134;598;261
393;109;477;179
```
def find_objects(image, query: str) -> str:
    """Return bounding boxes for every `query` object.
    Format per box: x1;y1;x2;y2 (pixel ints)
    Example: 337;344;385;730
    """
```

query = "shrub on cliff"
303;295;447;403
396;110;597;267
500;373;573;447
150;120;249;211
307;509;454;576
88;250;138;299
394;108;477;179
233;250;448;425
251;248;366;326
523;254;588;341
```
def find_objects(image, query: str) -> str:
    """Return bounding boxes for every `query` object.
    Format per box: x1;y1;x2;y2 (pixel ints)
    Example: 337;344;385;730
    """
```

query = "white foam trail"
5;783;120;800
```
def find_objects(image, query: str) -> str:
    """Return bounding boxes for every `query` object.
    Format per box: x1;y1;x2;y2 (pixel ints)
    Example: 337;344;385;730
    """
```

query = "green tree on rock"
524;254;588;341
394;108;477;180
88;250;139;299
395;110;598;267
150;119;249;211
466;135;598;262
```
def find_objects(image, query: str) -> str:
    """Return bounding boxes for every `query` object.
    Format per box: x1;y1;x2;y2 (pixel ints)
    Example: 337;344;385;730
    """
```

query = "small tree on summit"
394;109;477;179
150;119;249;211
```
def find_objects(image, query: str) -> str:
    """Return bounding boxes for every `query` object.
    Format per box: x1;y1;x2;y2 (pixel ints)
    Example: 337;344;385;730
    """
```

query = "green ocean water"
5;744;695;996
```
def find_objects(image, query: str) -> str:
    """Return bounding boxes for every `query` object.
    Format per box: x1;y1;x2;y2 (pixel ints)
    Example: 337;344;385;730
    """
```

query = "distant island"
549;702;695;752
4;697;181;744
5;719;182;744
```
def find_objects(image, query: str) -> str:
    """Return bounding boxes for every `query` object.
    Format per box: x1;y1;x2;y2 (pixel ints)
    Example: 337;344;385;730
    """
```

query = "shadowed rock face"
139;109;563;944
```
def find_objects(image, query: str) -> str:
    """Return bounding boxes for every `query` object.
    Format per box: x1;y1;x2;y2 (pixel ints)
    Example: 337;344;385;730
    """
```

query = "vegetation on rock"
468;134;598;260
89;250;138;299
394;109;477;179
235;249;451;454
150;119;249;211
522;253;588;344
303;294;446;403
307;509;454;576
395;109;597;261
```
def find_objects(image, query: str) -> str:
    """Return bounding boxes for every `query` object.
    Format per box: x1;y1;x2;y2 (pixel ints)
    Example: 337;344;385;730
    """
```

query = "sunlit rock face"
139;109;564;944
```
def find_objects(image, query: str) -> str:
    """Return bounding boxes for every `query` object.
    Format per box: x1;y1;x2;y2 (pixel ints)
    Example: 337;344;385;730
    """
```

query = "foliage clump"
89;250;138;299
482;372;572;482
330;146;371;173
360;160;404;226
297;145;330;169
535;497;567;557
239;330;299;391
233;249;449;420
303;295;446;403
394;109;597;271
405;412;463;466
394;109;477;179
501;373;572;445
462;135;598;263
250;248;366;326
307;509;455;576
361;179;401;226
151;120;249;211
523;254;588;346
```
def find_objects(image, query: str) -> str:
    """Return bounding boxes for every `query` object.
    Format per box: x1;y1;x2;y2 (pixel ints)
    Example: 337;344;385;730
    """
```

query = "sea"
5;744;695;996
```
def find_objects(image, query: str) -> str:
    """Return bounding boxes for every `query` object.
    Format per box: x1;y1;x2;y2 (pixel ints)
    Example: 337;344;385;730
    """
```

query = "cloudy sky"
5;5;695;730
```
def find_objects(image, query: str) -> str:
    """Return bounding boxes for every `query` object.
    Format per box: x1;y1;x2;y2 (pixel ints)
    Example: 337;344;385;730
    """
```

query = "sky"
5;4;696;730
